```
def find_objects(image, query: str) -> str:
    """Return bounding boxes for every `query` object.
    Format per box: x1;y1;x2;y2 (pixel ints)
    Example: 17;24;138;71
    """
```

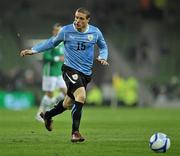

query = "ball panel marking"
149;132;170;153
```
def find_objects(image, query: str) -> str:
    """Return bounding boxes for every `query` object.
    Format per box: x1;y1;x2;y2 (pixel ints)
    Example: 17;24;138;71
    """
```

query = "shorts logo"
72;74;78;80
65;73;76;84
87;35;93;41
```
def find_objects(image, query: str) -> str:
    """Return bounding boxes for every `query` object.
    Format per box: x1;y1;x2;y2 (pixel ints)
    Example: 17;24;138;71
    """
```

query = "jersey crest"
87;34;94;41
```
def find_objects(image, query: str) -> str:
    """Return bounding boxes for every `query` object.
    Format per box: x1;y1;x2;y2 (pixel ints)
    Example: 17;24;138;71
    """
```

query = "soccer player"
20;8;109;142
36;23;67;122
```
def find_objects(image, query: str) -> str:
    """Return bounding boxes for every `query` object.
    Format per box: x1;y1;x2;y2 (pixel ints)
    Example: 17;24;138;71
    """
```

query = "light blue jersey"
32;23;108;75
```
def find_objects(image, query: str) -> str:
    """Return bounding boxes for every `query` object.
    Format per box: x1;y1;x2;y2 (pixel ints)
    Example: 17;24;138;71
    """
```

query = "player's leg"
72;87;86;132
45;95;73;119
71;86;86;142
40;95;73;131
60;64;91;142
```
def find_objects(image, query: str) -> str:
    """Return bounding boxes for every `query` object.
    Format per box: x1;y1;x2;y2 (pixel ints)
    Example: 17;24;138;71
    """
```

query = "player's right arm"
20;27;65;57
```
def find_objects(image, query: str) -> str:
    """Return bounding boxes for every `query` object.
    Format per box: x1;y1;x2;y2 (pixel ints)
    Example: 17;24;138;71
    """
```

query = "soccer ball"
149;132;171;153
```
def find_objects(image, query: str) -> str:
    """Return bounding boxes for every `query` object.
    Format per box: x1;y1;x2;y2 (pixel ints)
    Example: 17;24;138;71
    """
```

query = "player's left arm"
96;28;109;66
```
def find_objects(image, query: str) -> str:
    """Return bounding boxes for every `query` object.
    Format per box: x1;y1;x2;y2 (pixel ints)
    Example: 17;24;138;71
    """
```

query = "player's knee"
63;101;72;109
63;103;72;109
75;94;86;103
63;105;72;110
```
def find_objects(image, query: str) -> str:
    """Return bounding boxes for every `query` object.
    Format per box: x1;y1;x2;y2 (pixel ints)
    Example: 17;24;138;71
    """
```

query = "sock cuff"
74;101;84;106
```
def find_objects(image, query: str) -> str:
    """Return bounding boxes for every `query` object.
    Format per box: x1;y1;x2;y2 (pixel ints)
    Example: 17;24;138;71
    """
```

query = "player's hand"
96;58;109;66
20;49;34;57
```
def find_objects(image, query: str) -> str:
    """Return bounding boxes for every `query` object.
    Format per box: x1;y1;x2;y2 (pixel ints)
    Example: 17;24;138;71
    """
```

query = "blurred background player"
36;23;67;122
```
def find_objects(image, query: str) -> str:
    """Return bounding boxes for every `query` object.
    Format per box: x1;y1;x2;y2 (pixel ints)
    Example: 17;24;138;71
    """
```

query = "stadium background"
0;0;180;156
0;0;180;109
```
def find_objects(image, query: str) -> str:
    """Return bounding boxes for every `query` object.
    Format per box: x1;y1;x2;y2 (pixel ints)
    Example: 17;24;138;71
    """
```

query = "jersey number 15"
77;42;86;50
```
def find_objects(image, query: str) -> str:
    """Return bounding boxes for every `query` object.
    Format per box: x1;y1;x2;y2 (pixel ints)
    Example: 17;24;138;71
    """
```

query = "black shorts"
62;64;91;100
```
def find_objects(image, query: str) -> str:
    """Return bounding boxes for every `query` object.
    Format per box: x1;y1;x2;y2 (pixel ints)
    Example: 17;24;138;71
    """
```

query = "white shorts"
42;75;66;92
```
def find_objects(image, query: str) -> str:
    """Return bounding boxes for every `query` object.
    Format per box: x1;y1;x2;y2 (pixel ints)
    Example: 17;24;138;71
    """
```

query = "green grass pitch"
0;107;180;156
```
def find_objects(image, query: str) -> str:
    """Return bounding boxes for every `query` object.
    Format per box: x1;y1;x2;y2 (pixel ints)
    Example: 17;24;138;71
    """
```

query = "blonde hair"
76;8;90;19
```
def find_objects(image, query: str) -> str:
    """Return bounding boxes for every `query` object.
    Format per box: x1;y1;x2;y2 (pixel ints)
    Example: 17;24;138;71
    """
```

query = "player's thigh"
73;87;86;103
62;64;91;101
42;76;57;92
63;95;74;109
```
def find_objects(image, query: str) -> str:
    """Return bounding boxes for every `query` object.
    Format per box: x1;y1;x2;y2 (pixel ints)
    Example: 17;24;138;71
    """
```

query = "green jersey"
43;42;64;76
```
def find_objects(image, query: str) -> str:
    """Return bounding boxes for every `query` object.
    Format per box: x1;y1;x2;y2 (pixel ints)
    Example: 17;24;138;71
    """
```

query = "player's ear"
87;17;90;23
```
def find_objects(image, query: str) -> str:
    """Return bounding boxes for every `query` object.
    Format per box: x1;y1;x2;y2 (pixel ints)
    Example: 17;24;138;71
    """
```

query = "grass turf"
0;107;179;156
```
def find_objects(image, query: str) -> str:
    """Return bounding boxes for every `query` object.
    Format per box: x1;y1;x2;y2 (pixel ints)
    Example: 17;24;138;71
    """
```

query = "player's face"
74;11;90;31
52;26;61;36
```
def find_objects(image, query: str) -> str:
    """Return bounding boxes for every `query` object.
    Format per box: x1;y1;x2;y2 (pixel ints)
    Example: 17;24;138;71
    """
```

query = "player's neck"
76;24;88;33
77;27;86;32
